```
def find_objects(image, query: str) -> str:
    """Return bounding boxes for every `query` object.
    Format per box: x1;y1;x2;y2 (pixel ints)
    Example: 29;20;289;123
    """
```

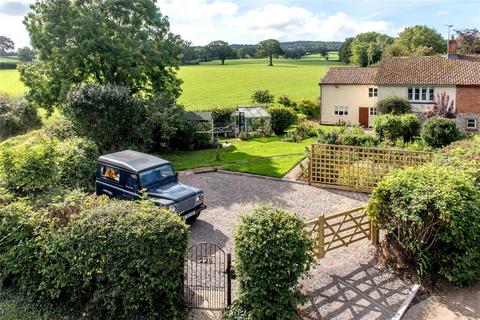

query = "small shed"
184;111;214;142
232;106;271;136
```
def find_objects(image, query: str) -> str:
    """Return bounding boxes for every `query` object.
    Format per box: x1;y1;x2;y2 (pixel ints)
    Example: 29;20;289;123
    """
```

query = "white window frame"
369;107;377;116
408;87;435;102
467;118;477;129
368;87;378;97
334;106;349;116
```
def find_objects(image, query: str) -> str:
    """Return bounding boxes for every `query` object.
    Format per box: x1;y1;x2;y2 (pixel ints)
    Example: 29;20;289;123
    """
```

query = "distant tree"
238;45;257;59
351;32;393;66
257;39;284;66
284;47;306;59
318;46;329;59
395;25;445;55
251;90;274;104
196;47;209;62
455;29;480;54
17;46;37;62
424;92;456;119
20;0;183;113
180;42;199;65
383;43;410;57
0;36;14;56
338;37;353;64
205;40;237;65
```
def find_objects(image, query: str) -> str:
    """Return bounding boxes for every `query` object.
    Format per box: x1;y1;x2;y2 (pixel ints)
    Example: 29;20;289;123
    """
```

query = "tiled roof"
375;55;480;85
320;67;378;85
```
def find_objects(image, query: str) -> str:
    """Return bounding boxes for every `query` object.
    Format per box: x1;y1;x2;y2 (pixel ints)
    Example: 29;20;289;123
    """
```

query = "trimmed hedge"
227;206;313;320
268;105;297;135
376;96;411;115
0;62;18;70
374;113;420;142
0;198;188;319
367;165;480;285
420;117;461;148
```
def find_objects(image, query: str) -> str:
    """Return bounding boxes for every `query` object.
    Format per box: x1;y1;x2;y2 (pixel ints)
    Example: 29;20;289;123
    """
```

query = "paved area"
181;171;412;319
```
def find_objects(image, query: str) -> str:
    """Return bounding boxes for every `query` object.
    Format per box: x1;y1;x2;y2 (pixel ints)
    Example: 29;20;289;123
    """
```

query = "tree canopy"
205;40;237;65
338;37;353;64
351;32;393;67
20;0;183;113
0;36;14;55
257;39;283;66
237;45;257;59
456;29;480;54
395;25;445;55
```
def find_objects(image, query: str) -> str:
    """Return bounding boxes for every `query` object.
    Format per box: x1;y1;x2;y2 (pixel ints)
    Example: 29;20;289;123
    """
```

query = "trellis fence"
308;144;433;192
305;206;378;259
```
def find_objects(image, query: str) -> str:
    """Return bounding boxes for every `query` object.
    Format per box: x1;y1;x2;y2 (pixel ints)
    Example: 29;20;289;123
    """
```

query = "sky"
0;0;479;49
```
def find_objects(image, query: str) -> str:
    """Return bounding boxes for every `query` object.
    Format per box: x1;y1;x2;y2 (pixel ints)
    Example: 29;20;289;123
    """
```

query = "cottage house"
319;37;480;132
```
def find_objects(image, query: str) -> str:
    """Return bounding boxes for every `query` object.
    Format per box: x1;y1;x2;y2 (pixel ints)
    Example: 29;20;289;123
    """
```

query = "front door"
359;107;369;128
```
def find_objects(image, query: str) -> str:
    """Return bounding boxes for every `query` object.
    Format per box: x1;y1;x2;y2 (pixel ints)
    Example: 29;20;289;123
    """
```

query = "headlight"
169;205;177;212
195;193;204;202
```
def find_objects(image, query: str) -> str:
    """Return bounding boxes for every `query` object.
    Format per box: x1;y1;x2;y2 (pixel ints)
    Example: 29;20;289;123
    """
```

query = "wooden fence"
305;206;378;259
308;144;433;192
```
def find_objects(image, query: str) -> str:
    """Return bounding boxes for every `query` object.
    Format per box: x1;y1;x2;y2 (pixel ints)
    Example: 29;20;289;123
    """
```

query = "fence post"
316;215;325;258
370;220;379;246
308;146;313;185
226;253;232;307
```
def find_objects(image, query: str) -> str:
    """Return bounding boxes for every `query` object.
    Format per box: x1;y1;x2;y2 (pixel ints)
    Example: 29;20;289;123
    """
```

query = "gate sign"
184;242;232;310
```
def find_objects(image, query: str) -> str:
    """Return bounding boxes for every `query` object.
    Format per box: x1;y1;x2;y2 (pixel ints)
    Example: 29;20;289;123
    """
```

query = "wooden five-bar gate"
305;206;379;258
308;144;433;193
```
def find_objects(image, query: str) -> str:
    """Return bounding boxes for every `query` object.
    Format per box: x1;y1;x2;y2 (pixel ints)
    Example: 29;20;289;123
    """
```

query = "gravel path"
180;171;411;319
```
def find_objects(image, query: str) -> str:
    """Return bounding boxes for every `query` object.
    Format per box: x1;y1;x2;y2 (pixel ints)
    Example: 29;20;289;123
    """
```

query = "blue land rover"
96;150;206;221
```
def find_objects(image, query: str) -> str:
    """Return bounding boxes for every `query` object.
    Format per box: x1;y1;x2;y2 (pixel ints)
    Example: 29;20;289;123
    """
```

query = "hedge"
0;198;189;319
226;206;313;320
0;96;42;141
374;113;420;142
0;62;18;70
267;105;297;135
367;165;480;285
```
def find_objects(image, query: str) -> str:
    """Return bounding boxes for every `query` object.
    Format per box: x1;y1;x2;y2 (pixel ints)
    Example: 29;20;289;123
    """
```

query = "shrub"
44;117;78;139
251;90;274;104
367;165;480;285
374;113;420;142
423;92;456;119
421;117;461;148
64;83;149;152
316;126;379;147
56;137;99;191
0;96;42;141
210;106;236;125
0;138;58;194
233;206;313;319
376;96;411;115
277;94;296;108
268;105;297;135
0;62;18;69
296;98;319;119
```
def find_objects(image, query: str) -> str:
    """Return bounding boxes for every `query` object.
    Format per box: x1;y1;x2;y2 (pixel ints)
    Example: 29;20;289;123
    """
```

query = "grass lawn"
0;54;343;110
159;135;318;177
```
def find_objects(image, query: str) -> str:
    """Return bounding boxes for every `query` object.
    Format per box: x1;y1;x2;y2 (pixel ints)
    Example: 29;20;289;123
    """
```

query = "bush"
376;96;411;115
44;117;78;139
374;113;420;142
64;83;149;152
316;126;379;147
295;98;319;119
367;165;480;285
0;96;42;141
56;137;99;191
0;138;58;194
0;198;189;319
251;90;274;104
233;206;313;319
421;117;461;148
268;105;297;135
277;94;296;108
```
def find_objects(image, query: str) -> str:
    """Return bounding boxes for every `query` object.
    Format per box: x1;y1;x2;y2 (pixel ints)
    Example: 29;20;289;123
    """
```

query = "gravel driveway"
180;170;412;320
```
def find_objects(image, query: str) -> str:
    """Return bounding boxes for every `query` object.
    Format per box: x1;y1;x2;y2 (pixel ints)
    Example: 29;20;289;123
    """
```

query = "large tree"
257;39;283;66
455;29;480;54
20;0;183;113
0;36;14;56
238;45;257;59
351;32;393;67
205;40;236;65
338;37;353;64
395;25;445;54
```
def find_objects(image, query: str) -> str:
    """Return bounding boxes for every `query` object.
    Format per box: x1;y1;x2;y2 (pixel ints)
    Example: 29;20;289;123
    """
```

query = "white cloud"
158;2;395;44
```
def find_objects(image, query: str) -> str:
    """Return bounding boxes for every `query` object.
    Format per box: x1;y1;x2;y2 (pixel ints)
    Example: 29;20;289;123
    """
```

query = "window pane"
101;166;119;182
374;88;378;96
421;88;427;100
429;88;434;101
408;88;413;100
414;88;420;100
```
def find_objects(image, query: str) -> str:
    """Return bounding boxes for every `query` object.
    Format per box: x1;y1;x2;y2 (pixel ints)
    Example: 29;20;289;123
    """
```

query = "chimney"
447;35;458;60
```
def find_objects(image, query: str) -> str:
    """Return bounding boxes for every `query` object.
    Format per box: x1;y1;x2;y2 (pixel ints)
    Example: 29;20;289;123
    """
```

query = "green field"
0;54;342;110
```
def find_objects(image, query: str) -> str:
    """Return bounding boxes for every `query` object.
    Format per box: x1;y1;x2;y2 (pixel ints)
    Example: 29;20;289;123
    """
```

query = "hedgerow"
0;96;42;141
226;206;313;320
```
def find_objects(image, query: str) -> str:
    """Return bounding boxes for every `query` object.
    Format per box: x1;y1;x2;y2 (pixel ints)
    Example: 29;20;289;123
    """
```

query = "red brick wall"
457;86;480;113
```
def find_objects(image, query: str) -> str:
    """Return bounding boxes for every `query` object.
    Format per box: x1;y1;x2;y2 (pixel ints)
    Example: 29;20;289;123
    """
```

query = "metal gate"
184;242;232;310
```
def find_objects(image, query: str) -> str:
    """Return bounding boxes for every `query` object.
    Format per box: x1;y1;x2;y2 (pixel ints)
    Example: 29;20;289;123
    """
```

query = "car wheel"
186;211;201;223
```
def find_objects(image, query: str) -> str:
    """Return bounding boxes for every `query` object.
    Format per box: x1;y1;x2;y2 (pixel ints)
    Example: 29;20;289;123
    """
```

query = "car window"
100;165;119;182
139;165;175;187
125;173;137;189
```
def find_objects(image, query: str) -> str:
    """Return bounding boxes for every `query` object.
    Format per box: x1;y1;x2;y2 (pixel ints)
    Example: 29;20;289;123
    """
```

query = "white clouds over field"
157;0;395;44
